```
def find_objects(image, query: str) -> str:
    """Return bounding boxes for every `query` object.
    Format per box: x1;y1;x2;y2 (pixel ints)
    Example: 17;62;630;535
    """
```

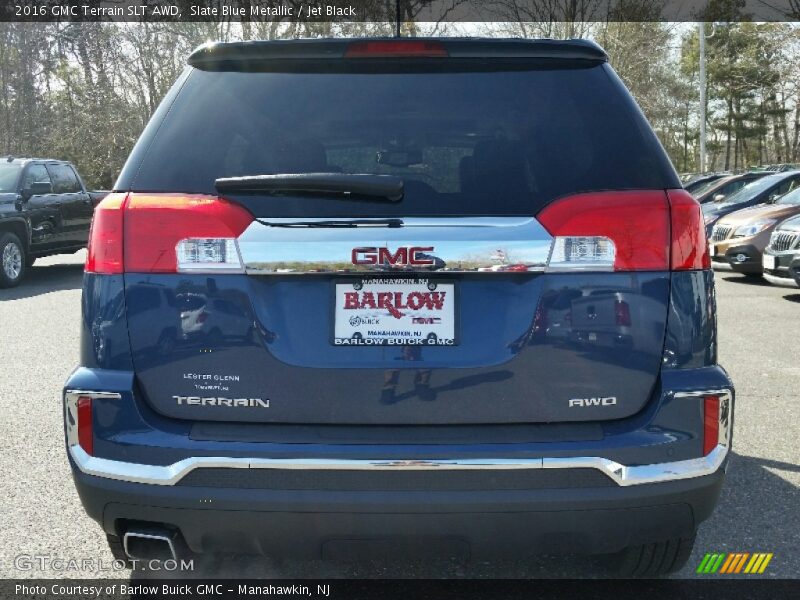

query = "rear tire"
0;232;26;288
611;533;696;577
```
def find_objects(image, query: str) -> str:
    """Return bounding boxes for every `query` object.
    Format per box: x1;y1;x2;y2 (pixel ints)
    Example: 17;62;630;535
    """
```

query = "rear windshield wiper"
215;173;403;202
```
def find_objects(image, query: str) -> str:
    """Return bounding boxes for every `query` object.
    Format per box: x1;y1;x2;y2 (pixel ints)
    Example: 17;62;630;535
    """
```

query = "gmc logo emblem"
351;246;434;266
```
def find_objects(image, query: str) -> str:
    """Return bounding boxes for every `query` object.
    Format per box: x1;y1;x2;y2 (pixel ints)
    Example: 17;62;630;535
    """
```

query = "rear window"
0;163;20;193
46;164;81;193
130;63;674;216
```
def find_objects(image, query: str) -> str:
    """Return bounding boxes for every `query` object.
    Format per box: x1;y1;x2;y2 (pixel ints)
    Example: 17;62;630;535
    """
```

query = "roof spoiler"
188;37;608;69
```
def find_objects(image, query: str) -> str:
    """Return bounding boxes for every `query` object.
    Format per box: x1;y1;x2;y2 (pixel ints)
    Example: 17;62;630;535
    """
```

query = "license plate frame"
332;276;459;347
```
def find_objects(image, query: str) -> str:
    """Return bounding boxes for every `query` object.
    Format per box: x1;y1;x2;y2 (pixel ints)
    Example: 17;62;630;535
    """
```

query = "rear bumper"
72;459;725;558
65;367;734;557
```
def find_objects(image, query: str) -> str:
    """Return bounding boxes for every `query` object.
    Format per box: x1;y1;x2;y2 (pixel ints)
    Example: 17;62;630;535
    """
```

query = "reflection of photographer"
381;345;434;404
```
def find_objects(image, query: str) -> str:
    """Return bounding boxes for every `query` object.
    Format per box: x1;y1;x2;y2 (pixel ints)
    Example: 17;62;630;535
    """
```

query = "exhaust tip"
123;527;180;561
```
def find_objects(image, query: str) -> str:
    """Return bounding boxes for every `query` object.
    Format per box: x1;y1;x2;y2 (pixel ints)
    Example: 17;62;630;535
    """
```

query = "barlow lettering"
343;290;447;319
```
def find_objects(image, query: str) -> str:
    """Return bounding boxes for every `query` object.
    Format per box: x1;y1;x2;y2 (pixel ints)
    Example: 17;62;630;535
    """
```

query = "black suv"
65;38;732;577
0;157;104;286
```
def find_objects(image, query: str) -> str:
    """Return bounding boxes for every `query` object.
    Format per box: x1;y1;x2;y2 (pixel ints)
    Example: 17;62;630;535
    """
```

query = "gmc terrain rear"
65;38;734;577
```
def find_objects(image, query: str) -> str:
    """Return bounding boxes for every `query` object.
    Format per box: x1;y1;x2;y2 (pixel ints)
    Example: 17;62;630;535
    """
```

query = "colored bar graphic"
733;553;750;573
697;553;713;574
698;552;773;575
744;554;760;574
758;553;773;574
719;553;736;574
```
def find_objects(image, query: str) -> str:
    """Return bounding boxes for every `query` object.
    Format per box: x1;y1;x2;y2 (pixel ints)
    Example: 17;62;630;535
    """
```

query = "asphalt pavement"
0;252;797;579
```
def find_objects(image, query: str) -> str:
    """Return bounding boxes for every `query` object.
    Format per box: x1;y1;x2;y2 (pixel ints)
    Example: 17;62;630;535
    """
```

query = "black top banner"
3;0;800;23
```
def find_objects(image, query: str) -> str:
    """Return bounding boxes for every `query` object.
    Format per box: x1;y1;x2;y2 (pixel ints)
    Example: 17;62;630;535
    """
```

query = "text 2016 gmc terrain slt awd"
64;38;733;577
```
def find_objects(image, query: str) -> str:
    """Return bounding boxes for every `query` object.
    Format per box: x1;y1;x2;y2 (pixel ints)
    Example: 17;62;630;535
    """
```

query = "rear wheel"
611;533;696;577
0;232;26;288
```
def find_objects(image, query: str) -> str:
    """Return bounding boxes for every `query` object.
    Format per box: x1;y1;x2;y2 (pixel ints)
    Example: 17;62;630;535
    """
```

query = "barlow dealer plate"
333;277;457;346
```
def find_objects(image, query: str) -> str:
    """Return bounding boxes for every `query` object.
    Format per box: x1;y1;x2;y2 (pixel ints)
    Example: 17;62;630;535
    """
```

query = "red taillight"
88;193;254;274
614;300;631;326
86;193;127;274
77;396;93;456
703;395;720;456
537;190;711;272
345;40;448;58
124;194;253;273
668;189;711;270
538;191;670;271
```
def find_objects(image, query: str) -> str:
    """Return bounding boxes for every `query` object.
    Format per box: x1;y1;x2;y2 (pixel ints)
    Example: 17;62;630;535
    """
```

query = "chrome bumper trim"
68;443;729;488
66;390;732;488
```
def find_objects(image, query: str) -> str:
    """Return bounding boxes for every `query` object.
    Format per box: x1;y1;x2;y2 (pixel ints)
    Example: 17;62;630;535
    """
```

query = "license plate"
709;243;716;257
763;254;776;270
333;278;457;346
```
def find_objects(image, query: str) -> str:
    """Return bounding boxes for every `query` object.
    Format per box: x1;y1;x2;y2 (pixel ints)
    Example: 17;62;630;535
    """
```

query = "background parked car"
692;171;767;204
0;156;106;287
710;186;800;277
682;172;728;194
762;214;800;286
703;170;800;236
790;254;800;288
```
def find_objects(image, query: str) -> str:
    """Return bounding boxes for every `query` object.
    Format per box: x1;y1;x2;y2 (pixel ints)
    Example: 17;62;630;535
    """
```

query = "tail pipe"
123;526;184;561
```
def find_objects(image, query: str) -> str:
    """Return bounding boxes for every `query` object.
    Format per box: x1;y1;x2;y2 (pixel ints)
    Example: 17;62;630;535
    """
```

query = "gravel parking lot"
0;252;797;579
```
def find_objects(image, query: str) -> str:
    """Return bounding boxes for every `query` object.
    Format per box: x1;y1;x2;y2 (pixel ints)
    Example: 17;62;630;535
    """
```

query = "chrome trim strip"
237;217;553;275
67;444;729;488
66;389;732;488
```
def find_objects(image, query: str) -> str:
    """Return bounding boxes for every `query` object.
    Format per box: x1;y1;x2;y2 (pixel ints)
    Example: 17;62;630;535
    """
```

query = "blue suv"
65;38;733;576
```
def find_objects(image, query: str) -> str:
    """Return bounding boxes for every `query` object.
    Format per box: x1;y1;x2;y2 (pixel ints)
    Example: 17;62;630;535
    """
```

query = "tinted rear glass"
0;164;20;193
130;63;673;216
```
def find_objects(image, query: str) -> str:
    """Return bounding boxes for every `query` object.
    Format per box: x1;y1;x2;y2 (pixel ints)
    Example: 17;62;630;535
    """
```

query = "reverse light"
546;236;616;271
77;396;93;456
345;40;448;58
176;239;242;272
